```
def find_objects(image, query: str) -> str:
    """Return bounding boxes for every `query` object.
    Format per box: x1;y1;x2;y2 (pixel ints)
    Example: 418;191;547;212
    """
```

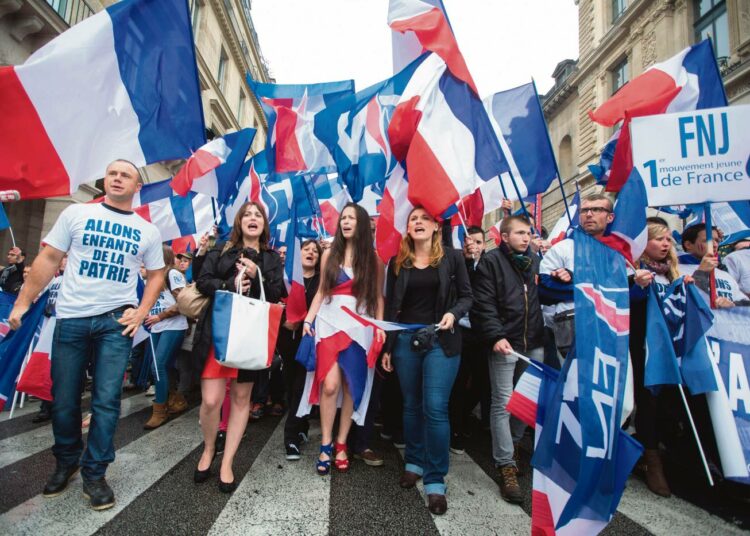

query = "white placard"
630;105;750;206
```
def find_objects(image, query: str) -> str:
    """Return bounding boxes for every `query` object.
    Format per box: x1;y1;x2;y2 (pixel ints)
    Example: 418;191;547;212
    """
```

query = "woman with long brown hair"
381;206;472;515
301;203;385;475
191;202;286;492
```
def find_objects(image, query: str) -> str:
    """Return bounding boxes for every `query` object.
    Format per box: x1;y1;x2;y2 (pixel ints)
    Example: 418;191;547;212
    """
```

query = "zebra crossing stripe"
414;451;531;535
208;420;331;536
617;477;747;536
0;407;202;536
0;394;152;470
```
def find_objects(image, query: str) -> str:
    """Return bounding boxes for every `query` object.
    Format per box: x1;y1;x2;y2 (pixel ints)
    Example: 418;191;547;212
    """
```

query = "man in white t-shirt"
9;160;165;511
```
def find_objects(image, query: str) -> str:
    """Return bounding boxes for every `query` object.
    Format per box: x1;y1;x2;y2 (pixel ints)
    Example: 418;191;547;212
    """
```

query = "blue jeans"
150;329;186;404
393;332;460;495
51;309;133;480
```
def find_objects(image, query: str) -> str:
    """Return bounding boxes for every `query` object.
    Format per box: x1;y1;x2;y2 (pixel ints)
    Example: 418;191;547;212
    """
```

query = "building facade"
540;0;750;229
0;0;270;259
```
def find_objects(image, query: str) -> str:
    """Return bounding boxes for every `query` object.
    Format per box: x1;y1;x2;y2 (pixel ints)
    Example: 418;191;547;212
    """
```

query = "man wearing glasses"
539;194;614;357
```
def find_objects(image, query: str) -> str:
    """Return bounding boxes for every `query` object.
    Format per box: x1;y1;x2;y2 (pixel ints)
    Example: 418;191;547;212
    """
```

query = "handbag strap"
234;266;266;302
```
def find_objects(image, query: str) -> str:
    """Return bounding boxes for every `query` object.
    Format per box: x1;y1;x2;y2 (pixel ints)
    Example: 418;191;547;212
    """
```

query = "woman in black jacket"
381;206;473;515
277;239;322;460
192;201;286;493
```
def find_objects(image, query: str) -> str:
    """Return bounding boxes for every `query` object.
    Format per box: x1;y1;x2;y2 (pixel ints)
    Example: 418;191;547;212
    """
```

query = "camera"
410;327;437;354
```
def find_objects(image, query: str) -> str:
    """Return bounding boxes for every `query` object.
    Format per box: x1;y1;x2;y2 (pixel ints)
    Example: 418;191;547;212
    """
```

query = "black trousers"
449;331;489;436
277;327;309;444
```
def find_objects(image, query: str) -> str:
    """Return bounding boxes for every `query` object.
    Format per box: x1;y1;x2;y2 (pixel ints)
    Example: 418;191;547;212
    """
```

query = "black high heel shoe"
194;450;216;483
218;479;237;493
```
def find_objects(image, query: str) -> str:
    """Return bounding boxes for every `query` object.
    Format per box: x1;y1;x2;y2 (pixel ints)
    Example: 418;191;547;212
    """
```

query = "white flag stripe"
0;394;152;470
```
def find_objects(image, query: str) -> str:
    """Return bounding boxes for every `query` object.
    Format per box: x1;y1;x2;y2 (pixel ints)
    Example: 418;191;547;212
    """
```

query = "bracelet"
303;321;312;326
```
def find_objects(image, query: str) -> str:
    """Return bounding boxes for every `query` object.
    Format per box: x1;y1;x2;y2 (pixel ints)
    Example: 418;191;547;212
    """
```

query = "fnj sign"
631;105;750;206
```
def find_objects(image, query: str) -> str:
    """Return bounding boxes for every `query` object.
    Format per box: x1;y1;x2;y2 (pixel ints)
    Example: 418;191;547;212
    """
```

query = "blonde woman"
381;206;473;515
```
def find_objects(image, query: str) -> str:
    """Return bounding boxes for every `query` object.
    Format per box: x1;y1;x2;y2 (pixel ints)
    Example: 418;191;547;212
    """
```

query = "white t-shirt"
149;269;188;333
43;203;164;319
539;238;575;323
679;263;746;303
724;249;750;297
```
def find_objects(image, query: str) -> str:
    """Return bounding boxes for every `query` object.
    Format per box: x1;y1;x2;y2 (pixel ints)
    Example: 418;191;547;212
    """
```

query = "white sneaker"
145;385;156;397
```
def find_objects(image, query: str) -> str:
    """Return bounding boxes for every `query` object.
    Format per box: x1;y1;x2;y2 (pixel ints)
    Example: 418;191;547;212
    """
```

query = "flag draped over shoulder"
589;40;726;192
0;0;205;199
0;292;48;411
530;230;639;534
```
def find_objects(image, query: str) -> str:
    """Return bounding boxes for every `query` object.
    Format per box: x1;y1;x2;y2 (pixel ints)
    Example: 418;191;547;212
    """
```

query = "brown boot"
144;403;168;430
167;392;188;415
498;465;523;504
643;449;671;497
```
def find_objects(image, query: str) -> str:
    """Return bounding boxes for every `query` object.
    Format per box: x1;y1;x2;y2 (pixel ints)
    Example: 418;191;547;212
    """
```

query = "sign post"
631;105;750;207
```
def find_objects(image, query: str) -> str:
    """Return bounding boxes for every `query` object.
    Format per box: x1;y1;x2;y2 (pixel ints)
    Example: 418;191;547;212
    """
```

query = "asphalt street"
0;393;748;536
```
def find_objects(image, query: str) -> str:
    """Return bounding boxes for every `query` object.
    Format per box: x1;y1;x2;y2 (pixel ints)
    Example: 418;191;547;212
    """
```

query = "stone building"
540;0;750;229
0;0;270;259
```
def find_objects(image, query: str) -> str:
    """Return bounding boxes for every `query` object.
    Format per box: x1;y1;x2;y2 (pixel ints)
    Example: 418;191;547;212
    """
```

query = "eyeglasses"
580;207;611;215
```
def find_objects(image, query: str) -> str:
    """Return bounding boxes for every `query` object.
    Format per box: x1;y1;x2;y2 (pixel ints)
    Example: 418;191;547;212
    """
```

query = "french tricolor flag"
0;0;205;200
16;316;55;402
375;164;413;263
170;128;256;204
283;206;307;323
317;186;352;238
388;0;476;92
387;53;510;218
171;138;232;197
548;190;580;245
590;40;726;192
135;190;215;243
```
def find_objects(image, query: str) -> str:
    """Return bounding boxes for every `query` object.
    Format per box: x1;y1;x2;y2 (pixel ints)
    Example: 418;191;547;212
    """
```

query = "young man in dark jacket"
470;215;544;504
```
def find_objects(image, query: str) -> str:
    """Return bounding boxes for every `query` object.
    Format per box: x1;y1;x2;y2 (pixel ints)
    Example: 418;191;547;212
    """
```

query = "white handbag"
211;267;284;370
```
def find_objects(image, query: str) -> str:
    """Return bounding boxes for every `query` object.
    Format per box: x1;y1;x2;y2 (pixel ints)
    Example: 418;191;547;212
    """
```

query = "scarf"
642;259;672;276
501;243;533;272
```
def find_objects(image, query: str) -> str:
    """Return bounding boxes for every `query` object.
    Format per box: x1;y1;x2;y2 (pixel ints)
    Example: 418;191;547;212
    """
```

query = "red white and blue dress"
297;267;383;425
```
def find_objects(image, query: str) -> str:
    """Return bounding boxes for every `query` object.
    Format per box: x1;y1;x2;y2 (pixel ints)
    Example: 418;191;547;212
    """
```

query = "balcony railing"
45;0;95;28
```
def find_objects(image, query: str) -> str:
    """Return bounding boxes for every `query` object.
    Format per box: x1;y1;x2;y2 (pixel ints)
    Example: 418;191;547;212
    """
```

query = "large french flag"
483;81;560;202
388;53;510;218
375;164;413;263
388;0;476;93
589;40;726;192
171;128;256;204
0;0;205;200
248;78;354;175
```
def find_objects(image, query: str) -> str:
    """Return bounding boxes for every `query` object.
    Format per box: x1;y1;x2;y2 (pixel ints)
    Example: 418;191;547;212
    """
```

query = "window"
217;49;228;92
612;0;627;23
190;0;201;37
558;136;573;180
611;58;629;94
238;92;246;122
694;0;729;60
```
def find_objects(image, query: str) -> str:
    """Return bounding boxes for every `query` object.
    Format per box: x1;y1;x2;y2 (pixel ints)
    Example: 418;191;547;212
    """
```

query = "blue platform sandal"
317;442;333;476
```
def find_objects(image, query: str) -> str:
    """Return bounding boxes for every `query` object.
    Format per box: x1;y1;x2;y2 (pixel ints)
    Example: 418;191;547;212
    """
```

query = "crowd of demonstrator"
8;159;750;514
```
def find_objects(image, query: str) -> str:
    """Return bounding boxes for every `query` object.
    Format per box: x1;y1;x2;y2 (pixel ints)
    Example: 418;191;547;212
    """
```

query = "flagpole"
704;203;717;309
677;383;715;486
532;79;573;226
148;333;160;382
8;339;34;420
7;225;16;249
509;350;544;372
